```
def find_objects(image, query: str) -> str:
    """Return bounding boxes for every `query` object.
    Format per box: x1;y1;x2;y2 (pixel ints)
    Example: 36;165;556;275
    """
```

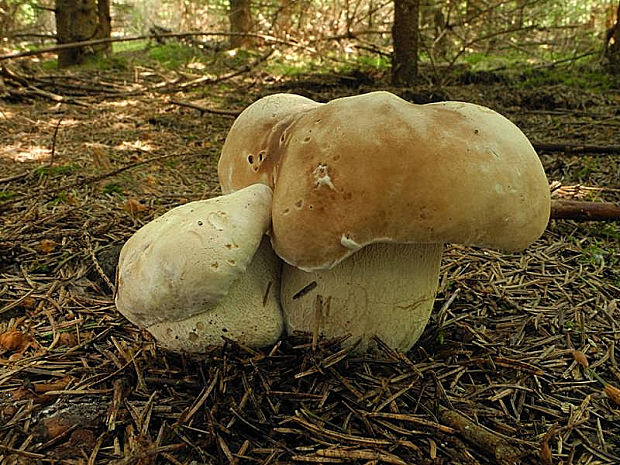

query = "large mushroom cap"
115;184;283;350
263;91;550;270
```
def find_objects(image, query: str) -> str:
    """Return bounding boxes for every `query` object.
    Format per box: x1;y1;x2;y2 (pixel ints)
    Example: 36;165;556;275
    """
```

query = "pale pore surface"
148;239;282;351
281;243;443;351
115;184;273;327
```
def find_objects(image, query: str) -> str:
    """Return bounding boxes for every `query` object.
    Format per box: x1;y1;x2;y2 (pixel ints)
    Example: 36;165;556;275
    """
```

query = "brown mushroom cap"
219;91;550;272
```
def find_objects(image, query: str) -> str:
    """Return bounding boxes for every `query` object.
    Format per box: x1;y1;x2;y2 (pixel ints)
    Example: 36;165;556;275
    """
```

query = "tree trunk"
274;0;292;37
229;0;253;49
55;0;111;67
392;0;420;86
605;2;620;73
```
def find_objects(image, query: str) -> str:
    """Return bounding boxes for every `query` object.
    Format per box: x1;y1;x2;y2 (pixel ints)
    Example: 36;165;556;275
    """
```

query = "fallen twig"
169;99;241;117
533;142;620;155
437;406;522;464
551;200;620;221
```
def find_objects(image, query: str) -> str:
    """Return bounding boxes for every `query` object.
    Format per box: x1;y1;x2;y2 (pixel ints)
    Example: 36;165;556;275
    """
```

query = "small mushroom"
219;91;550;351
115;184;283;352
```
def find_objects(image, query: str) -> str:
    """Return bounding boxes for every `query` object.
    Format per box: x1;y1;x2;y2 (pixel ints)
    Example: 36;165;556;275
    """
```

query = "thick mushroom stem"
280;243;443;352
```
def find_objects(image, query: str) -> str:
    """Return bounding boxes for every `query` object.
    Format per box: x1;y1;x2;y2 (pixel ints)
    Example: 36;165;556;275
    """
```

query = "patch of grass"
146;43;204;69
0;191;17;201
590;223;620;242
113;39;150;54
49;190;68;205
267;58;316;77
32;263;50;273
40;59;58;70
33;163;79;178
576;156;600;181
579;243;607;266
102;183;123;195
518;67;615;92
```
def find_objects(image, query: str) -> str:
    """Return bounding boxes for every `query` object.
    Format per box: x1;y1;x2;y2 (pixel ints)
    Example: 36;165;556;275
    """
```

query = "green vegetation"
102;183;123;195
33;163;79;178
518;66;616;92
0;191;17;201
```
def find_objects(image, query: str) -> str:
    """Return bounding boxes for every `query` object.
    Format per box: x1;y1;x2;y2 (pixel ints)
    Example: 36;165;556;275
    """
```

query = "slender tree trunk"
275;0;292;36
392;0;420;86
55;0;111;67
229;0;253;49
605;2;620;73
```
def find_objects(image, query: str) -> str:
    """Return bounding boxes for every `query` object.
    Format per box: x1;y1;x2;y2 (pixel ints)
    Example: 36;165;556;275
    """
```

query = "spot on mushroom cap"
115;183;273;327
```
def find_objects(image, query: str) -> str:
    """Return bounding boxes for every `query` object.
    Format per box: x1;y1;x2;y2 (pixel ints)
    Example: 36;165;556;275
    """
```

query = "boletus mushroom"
218;91;550;352
115;184;283;352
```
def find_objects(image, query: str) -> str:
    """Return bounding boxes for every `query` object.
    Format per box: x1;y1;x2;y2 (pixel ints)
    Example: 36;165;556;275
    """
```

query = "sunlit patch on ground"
0;143;51;162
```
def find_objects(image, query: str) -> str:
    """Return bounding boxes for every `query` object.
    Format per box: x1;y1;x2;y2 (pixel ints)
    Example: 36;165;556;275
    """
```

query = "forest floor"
0;45;619;465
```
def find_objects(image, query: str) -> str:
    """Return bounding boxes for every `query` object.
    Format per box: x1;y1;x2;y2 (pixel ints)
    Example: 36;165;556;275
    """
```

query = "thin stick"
169;99;241;117
0;32;302;62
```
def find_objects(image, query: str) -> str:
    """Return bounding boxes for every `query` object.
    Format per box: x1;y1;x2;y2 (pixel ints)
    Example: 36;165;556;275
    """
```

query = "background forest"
0;1;619;465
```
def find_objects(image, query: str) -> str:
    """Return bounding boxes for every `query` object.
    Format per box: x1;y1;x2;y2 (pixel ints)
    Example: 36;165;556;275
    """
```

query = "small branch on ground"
550;200;620;222
159;48;275;92
1;65;89;106
437;406;522;464
169;99;241;117
533;142;620;155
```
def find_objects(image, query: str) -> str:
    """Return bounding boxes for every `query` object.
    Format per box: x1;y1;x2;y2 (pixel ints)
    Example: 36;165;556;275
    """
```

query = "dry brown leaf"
58;332;77;347
0;330;32;352
540;437;553;465
145;174;158;185
91;145;112;169
41;417;72;439
33;375;74;393
125;198;147;215
21;296;37;309
39;239;57;254
604;383;620;406
572;350;589;368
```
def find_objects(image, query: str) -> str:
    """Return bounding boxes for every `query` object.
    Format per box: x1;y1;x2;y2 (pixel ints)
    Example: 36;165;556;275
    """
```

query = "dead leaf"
0;330;32;352
21;296;37;309
125;198;147;215
58;332;77;347
540;437;553;465
41;417;72;439
572;350;589;368
145;174;158;185
604;383;620;406
91;145;112;169
39;239;57;254
33;375;74;394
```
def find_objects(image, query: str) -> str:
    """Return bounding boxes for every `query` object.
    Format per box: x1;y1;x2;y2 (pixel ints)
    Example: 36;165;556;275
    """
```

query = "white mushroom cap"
115;183;283;350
